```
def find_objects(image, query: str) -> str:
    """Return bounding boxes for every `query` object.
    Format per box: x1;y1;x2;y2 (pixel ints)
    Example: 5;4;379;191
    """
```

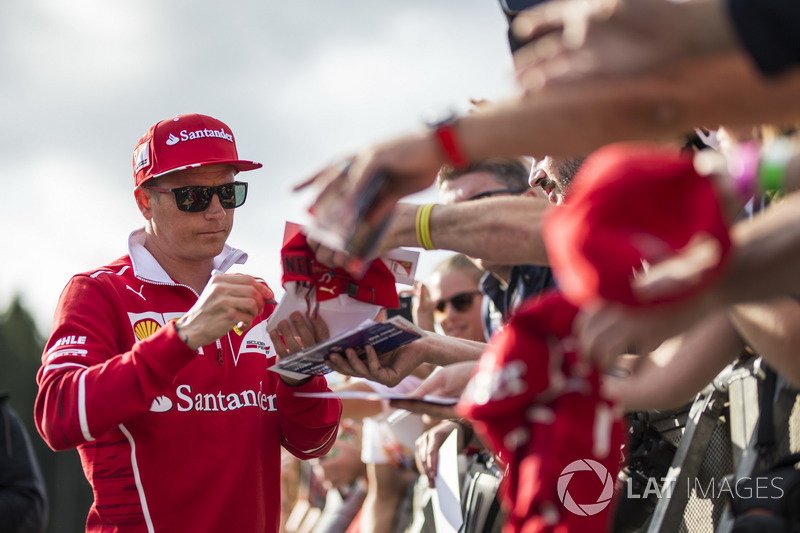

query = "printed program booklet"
268;316;425;380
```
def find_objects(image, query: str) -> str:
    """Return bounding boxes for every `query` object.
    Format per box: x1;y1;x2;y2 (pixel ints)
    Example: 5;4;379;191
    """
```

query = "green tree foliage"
0;296;92;533
1;296;43;435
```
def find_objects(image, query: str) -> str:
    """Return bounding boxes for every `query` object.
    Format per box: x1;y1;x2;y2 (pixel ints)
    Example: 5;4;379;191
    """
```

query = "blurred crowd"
279;0;800;532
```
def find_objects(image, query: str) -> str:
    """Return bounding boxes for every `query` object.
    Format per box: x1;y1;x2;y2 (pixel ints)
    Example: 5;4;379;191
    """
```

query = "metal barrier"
638;356;800;533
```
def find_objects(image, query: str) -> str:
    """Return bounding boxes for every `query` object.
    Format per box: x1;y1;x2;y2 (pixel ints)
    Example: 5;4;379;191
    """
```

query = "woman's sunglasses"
144;181;248;213
434;290;483;315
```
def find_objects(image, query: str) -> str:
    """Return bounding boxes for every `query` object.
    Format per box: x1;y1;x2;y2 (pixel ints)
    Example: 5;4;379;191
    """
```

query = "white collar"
127;228;248;284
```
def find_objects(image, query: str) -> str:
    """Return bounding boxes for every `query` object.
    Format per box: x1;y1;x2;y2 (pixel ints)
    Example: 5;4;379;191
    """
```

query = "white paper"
431;429;463;532
380;248;420;286
265;281;382;336
293;390;458;406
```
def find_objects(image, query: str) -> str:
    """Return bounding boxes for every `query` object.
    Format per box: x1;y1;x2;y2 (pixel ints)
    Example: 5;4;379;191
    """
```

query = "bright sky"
0;0;517;335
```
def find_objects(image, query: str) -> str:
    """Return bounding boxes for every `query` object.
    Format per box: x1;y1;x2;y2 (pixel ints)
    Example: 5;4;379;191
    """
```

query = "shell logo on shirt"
128;311;185;340
134;319;161;340
127;311;272;367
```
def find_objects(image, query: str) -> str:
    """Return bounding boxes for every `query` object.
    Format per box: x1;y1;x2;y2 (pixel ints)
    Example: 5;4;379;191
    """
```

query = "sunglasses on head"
465;187;528;201
144;181;248;212
434;290;483;314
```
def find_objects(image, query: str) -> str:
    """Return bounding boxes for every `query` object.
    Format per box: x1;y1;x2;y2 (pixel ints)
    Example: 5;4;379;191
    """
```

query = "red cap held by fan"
543;142;732;307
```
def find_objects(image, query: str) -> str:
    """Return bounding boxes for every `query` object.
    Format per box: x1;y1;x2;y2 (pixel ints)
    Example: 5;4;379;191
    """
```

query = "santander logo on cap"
132;113;262;187
164;127;234;147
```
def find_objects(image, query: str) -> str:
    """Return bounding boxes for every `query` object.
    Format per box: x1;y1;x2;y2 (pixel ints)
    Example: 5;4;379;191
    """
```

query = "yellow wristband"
415;204;435;250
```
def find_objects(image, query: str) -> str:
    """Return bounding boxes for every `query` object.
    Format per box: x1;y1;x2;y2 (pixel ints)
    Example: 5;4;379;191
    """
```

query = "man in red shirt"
35;113;342;533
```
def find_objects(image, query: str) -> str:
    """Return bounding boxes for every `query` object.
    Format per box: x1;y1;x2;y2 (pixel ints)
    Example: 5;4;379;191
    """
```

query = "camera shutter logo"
557;459;615;516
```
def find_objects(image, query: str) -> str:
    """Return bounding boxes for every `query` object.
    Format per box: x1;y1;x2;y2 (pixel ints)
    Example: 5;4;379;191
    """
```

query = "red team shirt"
35;229;342;532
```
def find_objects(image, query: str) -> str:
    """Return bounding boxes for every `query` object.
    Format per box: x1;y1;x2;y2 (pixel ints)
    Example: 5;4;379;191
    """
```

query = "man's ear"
134;188;154;220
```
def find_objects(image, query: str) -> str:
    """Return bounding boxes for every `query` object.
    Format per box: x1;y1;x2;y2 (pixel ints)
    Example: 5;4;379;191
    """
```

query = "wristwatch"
425;111;469;169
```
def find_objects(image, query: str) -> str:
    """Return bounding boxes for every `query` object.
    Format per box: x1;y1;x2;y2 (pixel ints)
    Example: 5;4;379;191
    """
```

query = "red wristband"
432;120;469;169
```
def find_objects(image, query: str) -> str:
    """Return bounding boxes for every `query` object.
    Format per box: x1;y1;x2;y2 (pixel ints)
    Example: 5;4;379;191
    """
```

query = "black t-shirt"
480;265;557;338
0;394;48;533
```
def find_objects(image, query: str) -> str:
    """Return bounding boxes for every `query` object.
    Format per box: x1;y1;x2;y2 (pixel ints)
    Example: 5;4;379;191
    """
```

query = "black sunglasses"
465;187;528;201
145;182;248;212
434;290;483;314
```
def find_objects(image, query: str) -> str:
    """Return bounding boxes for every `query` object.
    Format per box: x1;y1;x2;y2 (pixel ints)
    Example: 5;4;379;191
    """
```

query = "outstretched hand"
415;420;463;488
389;361;475;417
511;0;720;90
575;298;704;373
268;310;331;386
325;337;430;388
294;133;445;275
631;232;725;303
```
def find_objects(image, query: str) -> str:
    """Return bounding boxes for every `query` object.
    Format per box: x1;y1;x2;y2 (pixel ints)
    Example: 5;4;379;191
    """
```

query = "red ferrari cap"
132;113;262;186
543;142;732;307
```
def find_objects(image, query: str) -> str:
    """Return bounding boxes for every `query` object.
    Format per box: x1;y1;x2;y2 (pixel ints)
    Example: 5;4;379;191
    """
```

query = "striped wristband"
415;204;435;250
